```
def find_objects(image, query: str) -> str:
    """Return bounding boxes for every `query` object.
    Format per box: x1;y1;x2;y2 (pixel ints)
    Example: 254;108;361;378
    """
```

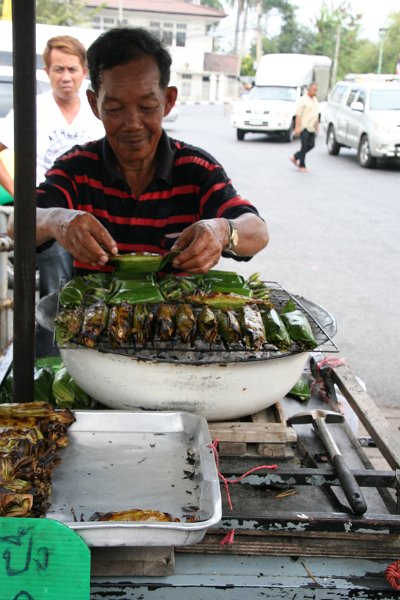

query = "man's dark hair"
87;27;172;94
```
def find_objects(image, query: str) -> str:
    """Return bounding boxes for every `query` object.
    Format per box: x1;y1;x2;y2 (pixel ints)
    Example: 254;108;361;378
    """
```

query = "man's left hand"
171;219;227;273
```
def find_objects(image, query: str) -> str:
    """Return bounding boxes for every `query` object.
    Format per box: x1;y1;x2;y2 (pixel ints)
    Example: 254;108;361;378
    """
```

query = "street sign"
0;518;90;599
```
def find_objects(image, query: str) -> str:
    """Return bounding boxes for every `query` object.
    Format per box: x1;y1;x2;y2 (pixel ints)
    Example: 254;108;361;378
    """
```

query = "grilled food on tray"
0;402;75;518
90;508;181;522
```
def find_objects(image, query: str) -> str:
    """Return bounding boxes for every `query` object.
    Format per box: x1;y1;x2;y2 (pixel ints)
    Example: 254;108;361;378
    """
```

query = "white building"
84;0;240;104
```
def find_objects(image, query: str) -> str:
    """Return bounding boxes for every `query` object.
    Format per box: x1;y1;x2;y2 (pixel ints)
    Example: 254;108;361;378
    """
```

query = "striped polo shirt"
37;130;261;274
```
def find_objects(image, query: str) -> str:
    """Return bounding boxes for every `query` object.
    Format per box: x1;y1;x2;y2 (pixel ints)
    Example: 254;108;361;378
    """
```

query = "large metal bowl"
60;346;309;421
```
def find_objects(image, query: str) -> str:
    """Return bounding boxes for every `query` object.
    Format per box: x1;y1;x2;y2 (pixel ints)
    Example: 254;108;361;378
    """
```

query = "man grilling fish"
8;26;268;275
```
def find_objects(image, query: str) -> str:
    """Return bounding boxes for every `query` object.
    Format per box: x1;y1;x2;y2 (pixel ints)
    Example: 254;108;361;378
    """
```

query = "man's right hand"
37;207;118;267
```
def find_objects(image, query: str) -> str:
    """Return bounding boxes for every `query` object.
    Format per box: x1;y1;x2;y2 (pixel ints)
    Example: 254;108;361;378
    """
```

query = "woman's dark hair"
87;27;172;94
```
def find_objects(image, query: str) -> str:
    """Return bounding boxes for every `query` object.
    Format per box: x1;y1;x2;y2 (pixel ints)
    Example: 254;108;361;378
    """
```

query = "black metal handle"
332;454;367;515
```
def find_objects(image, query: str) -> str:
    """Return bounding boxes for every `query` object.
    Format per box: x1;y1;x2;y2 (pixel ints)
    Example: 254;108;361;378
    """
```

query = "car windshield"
370;89;400;110
248;86;297;102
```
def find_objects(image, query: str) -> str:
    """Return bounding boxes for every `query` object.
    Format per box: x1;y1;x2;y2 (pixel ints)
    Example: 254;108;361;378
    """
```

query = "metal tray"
46;410;222;547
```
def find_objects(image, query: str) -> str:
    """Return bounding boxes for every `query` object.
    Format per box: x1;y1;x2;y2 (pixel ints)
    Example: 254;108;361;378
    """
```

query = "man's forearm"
7;206;67;246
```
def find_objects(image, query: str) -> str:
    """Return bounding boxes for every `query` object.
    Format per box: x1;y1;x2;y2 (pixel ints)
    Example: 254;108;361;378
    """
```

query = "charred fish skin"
156;303;177;342
132;304;156;345
176;303;196;344
240;304;266;351
107;302;134;348
197;306;219;345
55;307;84;346
79;302;109;349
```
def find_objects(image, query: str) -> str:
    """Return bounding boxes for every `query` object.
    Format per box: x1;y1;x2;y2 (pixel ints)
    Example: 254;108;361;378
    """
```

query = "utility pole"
331;21;342;88
377;28;388;74
118;0;123;25
256;0;262;66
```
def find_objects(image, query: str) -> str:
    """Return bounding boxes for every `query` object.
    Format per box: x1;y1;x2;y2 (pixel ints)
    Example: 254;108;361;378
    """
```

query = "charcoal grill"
55;282;338;420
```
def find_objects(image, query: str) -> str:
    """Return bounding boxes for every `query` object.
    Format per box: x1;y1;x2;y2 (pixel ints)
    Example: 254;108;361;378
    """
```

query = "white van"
322;76;400;167
230;53;332;142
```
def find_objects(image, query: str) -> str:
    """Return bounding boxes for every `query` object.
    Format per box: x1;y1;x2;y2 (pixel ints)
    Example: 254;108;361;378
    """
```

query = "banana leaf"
199;270;245;285
84;272;111;288
0;493;33;517
217;309;242;345
288;377;311;402
184;291;267;310
33;367;54;404
59;276;87;308
109;251;180;274
108;280;164;305
280;300;318;350
262;308;292;351
52;367;90;409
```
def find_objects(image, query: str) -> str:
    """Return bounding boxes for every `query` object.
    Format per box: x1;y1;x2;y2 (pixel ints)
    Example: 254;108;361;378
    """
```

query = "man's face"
308;83;318;97
45;49;87;101
87;56;177;166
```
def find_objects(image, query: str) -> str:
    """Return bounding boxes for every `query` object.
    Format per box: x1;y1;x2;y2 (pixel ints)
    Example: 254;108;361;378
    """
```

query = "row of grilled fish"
56;300;311;352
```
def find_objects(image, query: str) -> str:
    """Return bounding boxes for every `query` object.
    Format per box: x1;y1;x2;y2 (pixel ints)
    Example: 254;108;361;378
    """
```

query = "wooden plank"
177;532;400;560
332;362;400;469
208;422;289;443
91;546;175;576
218;441;247;456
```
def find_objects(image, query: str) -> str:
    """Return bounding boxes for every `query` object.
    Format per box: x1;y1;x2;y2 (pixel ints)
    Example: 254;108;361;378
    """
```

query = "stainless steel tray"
47;410;222;547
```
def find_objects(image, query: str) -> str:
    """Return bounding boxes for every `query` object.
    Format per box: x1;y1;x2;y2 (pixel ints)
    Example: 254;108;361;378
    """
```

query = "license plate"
248;119;263;125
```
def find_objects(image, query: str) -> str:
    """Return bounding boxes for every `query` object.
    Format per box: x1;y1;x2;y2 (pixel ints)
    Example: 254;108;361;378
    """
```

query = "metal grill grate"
58;281;339;364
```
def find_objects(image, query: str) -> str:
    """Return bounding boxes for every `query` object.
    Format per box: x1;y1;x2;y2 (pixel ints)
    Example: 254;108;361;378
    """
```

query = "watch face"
231;228;239;247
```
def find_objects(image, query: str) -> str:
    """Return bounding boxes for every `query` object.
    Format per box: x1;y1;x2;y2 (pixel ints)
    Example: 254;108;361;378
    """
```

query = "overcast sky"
296;0;399;40
218;0;400;44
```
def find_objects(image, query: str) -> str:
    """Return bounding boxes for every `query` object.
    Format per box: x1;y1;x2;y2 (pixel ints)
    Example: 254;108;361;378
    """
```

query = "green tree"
380;12;400;74
240;53;255;75
201;0;225;10
36;0;102;27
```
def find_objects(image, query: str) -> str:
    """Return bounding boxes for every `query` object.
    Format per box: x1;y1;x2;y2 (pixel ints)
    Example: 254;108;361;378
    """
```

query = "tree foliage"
239;0;400;84
201;0;225;11
35;0;102;27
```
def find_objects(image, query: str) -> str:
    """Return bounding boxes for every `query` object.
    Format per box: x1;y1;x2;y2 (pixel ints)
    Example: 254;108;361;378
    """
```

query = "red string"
209;439;277;545
386;560;400;590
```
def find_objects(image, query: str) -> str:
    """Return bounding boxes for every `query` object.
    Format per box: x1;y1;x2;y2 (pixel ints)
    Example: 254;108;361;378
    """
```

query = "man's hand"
37;208;118;267
171;219;227;273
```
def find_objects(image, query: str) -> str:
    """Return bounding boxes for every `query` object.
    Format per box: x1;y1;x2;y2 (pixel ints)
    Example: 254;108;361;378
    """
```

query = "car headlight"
373;121;395;135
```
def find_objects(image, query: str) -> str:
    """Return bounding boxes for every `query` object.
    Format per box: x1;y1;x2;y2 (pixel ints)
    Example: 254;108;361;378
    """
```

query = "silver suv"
322;77;400;168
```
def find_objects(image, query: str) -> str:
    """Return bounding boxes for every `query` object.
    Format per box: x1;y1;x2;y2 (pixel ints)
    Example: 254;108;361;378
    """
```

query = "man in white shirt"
0;35;104;297
290;82;319;172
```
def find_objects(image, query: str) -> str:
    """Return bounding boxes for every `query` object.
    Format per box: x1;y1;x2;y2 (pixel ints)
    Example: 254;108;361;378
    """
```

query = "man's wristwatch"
225;218;239;254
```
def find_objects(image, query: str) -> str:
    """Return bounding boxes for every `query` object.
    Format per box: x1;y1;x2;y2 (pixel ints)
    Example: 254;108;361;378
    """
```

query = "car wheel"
236;128;245;141
358;135;376;168
283;120;294;143
327;125;341;155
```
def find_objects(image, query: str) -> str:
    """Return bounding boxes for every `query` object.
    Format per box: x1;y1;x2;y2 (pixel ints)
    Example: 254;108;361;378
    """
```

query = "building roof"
204;52;239;75
85;0;226;19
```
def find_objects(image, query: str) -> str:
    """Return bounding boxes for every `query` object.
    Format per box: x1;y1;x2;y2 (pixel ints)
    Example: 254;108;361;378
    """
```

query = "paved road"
166;104;400;408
